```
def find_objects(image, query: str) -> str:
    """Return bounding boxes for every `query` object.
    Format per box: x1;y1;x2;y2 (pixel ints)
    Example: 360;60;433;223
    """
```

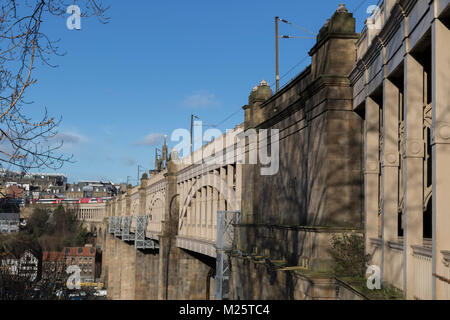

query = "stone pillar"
431;18;450;300
195;189;200;236
191;181;196;236
187;184;192;237
139;182;147;215
104;232;115;295
227;164;235;208
213;173;219;241
235;164;242;211
220;167;226;211
126;192;131;216
403;53;425;299
364;97;380;258
189;179;193;237
112;238;122;299
201;185;206;239
158;152;180;300
206;184;212;241
381;78;400;284
120;242;135;300
119;241;126;300
134;250;145;300
135;250;159;300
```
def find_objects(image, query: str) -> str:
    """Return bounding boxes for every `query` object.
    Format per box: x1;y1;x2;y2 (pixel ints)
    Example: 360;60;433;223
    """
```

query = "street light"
190;114;217;154
137;165;146;184
275;16;315;92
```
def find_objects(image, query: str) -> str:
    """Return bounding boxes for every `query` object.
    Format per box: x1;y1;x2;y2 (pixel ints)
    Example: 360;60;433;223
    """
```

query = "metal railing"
135;215;158;250
114;216;122;237
121;216;133;241
437;251;450;300
412;245;432;300
215;210;241;300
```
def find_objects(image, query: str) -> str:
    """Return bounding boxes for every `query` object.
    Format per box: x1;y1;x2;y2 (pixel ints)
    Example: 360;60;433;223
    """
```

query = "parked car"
68;293;83;300
94;290;107;297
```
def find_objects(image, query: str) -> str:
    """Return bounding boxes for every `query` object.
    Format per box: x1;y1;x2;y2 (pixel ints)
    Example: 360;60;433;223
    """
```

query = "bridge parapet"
77;203;107;223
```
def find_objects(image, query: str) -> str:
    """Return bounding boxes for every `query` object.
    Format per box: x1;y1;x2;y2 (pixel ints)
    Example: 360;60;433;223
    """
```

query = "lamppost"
137;165;146;185
126;176;132;188
274;17;315;92
190;114;217;154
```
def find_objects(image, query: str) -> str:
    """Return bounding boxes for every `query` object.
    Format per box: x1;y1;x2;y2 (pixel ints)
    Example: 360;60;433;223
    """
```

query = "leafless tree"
0;250;71;300
0;1;109;172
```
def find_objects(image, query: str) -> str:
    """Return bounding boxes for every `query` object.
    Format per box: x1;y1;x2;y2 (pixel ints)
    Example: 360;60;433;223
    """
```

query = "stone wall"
236;5;363;275
230;256;336;300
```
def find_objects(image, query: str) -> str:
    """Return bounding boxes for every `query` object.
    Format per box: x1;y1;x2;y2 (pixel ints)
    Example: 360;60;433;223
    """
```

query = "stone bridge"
101;126;244;300
86;1;450;300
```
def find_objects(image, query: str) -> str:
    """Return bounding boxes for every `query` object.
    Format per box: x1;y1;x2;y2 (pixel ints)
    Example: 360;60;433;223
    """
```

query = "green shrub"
329;234;370;277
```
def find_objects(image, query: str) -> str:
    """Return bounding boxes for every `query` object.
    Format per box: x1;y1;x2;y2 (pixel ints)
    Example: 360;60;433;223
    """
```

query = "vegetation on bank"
329;233;370;277
0;206;93;299
329;233;404;300
1;205;92;257
336;277;404;300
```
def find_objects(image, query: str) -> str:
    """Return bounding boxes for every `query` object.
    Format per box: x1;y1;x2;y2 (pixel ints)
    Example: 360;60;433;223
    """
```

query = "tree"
0;205;92;299
329;234;370;278
0;249;69;300
0;1;109;171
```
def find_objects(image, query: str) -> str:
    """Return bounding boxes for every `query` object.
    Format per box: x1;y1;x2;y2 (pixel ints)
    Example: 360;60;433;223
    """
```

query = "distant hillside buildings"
0;170;123;201
0;212;20;234
43;244;101;283
66;181;119;199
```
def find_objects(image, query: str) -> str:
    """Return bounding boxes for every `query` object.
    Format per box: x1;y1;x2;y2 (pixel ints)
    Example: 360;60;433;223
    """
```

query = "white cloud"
133;133;165;147
52;132;88;145
122;157;136;167
183;90;219;109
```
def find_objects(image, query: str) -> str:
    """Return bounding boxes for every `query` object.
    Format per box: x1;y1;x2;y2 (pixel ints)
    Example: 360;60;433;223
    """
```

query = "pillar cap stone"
170;148;180;161
336;4;349;13
310;3;357;56
248;80;272;103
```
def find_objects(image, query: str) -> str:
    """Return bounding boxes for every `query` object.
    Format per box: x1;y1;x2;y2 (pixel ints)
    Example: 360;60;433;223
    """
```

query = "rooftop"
63;246;96;257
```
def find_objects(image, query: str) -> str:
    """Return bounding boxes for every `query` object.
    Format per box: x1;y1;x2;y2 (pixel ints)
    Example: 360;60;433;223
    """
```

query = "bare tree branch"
0;0;109;172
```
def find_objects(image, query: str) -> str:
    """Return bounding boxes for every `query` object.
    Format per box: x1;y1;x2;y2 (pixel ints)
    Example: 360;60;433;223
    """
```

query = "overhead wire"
210;18;316;130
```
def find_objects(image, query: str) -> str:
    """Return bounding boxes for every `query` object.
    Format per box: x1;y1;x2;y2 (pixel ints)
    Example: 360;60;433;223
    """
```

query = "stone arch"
178;173;237;231
146;191;166;234
130;196;140;215
148;192;165;209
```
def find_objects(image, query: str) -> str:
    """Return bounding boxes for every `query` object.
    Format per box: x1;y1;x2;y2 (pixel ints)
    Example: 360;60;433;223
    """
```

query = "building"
66;181;118;199
42;251;65;281
63;245;100;282
0;212;20;234
1;250;39;282
232;4;363;299
0;170;67;199
6;185;25;199
350;0;450;300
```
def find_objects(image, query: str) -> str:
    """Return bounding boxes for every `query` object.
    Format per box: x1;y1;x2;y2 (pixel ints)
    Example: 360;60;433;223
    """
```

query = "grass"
337;277;405;300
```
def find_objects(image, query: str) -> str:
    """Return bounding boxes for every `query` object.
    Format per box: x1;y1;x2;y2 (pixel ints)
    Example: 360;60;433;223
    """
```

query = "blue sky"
26;0;374;184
